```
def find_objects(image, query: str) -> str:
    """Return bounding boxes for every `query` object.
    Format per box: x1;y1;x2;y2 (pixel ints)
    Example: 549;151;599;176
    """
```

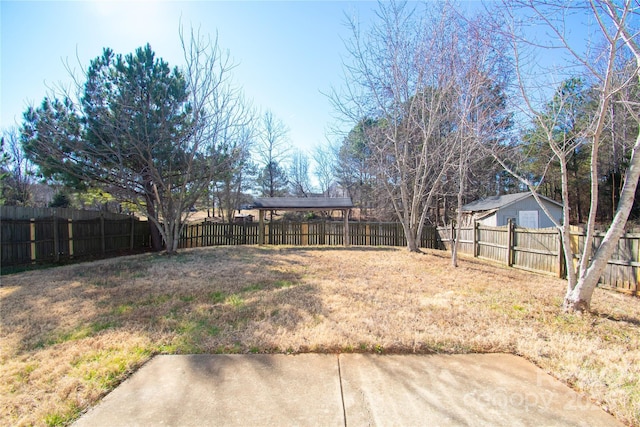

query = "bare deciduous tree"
211;120;256;223
312;143;335;196
256;110;290;198
1;127;34;206
331;1;457;251
449;11;513;267
332;1;507;252
332;122;379;216
495;0;640;312
289;149;312;197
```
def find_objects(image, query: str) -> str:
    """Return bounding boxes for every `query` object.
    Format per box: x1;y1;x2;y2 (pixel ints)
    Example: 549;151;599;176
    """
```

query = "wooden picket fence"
436;221;638;295
179;221;439;249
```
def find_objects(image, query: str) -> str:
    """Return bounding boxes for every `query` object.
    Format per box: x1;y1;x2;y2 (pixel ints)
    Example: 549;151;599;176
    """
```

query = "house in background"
461;192;563;228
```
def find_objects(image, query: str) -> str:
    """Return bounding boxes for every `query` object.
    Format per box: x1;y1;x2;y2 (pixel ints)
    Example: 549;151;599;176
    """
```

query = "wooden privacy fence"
437;221;638;295
179;221;439;249
570;230;640;295
1;215;151;267
3;207;636;296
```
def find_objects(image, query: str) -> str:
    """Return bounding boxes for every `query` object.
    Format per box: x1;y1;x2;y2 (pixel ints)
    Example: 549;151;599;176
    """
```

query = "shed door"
518;210;539;228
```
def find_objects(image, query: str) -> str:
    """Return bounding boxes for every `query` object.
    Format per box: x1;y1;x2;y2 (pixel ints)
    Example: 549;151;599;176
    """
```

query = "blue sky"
1;1;608;156
1;0;379;154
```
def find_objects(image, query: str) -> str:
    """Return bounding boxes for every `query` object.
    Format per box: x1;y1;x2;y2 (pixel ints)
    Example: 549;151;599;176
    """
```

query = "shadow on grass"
1;246;329;355
1;245;336;423
592;309;640;327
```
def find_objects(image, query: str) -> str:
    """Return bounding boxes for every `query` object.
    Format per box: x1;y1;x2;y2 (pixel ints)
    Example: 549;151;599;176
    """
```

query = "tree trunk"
564;129;640;312
400;219;420;252
451;196;464;268
145;194;164;252
573;154;582;223
406;231;420;252
170;218;182;254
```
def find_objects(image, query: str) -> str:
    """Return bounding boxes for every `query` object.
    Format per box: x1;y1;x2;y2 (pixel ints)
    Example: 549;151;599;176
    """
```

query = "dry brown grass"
1;246;639;426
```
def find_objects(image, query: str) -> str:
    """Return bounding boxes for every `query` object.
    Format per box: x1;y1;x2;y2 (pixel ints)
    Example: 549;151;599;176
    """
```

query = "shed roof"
252;197;353;210
462;192;562;212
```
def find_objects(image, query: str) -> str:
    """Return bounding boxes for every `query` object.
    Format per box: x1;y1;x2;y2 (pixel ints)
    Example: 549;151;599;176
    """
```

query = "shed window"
518;210;539;228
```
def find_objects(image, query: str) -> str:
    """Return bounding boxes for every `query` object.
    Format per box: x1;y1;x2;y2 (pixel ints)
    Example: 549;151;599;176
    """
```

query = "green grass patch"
35;327;89;349
44;402;81;427
113;303;134;315
225;294;244;308
177;317;220;337
72;346;151;389
170;314;221;353
274;280;295;288
14;363;38;385
36;320;120;349
208;291;226;304
242;283;262;293
214;343;243;354
155;343;179;354
90;321;118;333
140;294;172;306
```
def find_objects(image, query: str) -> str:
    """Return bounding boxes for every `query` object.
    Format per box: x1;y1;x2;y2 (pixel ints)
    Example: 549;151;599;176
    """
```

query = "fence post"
344;209;350;247
68;219;74;258
281;221;286;245
53;215;60;262
30;218;36;263
302;222;309;246
258;210;265;245
100;213;106;254
267;222;271;245
472;219;478;258
130;215;135;250
506;218;514;267
558;229;565;279
242;222;247;245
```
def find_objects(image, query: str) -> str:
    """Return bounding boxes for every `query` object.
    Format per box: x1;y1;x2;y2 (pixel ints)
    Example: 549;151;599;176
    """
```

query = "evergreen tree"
258;161;288;197
21;39;238;253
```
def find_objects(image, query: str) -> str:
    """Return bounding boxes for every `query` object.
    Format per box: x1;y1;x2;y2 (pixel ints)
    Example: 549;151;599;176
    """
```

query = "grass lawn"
1;246;639;426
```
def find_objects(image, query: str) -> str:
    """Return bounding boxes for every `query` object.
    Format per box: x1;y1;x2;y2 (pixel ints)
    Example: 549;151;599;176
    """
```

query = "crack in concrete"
337;354;347;427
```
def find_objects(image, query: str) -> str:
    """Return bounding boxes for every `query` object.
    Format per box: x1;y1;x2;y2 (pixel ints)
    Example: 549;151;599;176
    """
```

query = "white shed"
461;192;563;228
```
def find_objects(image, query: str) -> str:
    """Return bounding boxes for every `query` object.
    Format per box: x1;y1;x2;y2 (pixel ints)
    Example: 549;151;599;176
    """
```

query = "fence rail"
1;206;132;221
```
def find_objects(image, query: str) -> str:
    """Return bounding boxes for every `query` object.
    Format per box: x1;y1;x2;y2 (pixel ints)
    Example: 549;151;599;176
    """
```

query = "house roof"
462;192;562;212
252;197;353;210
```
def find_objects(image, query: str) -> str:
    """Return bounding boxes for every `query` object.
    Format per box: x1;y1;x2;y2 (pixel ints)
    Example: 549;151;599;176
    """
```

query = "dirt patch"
1;246;639;426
